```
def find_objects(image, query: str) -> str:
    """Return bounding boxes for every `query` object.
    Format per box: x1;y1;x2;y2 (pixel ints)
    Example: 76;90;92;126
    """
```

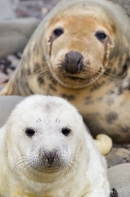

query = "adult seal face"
1;0;130;142
0;95;110;197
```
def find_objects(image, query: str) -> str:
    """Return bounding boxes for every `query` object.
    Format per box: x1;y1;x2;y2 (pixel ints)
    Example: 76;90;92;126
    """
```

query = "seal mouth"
28;164;61;174
41;167;60;173
67;76;85;81
68;71;101;80
64;67;104;85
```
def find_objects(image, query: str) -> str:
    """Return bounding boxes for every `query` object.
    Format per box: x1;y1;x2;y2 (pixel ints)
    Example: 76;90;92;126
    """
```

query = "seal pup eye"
53;28;64;37
25;128;35;137
61;127;71;136
95;31;107;42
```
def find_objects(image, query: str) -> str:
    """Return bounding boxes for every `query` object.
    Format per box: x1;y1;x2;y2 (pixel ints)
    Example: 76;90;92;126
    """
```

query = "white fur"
0;95;110;197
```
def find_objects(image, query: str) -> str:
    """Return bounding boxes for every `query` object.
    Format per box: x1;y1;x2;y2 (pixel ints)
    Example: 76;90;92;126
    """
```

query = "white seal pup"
0;95;110;197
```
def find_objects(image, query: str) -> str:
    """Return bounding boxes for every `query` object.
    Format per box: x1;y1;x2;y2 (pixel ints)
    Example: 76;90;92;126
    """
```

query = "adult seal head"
0;95;110;197
1;0;130;142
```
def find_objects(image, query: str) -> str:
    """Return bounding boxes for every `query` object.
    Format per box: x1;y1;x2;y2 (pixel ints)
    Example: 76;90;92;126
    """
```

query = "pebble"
0;96;24;128
0;18;40;58
0;72;9;84
106;148;130;168
108;163;130;197
0;54;21;83
7;54;21;69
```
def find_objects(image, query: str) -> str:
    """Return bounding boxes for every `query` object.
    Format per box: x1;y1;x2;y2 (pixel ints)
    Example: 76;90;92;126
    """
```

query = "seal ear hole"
95;31;107;42
61;127;71;136
25;128;35;137
53;28;64;37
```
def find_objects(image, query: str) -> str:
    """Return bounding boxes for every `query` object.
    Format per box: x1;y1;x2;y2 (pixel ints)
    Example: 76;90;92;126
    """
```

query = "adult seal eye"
53;28;64;37
25;128;35;137
95;31;107;42
61;127;71;136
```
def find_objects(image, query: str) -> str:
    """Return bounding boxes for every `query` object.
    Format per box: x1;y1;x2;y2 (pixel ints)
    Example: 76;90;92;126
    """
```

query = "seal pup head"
0;95;110;196
41;0;130;88
6;95;89;185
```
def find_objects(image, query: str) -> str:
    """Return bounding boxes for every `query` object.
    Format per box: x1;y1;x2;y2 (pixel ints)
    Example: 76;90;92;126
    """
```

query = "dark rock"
106;148;130;168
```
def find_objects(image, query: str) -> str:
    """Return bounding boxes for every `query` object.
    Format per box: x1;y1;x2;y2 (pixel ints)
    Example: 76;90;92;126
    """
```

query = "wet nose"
44;150;57;166
63;51;83;74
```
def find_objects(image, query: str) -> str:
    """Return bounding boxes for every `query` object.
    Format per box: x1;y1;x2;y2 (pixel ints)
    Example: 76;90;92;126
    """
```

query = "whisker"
69;162;78;170
56;107;64;122
13;157;28;174
104;71;120;79
30;107;41;121
28;68;49;77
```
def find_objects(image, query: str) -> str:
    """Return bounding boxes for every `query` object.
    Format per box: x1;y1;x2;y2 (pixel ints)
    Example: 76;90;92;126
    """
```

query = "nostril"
77;56;82;65
47;156;54;165
77;57;83;72
65;54;69;64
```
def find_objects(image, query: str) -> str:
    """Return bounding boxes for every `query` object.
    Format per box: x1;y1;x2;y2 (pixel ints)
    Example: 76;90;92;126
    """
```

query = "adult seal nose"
63;51;83;74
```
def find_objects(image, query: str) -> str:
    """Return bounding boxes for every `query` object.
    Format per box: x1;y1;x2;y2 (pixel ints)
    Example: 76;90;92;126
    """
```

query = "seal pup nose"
63;51;83;74
44;150;57;166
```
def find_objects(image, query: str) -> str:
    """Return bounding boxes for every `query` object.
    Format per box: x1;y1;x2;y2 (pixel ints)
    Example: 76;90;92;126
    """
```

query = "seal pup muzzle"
0;95;110;197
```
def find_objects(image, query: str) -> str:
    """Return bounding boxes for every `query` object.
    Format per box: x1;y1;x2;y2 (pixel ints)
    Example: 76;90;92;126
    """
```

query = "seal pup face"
44;0;130;89
6;95;88;183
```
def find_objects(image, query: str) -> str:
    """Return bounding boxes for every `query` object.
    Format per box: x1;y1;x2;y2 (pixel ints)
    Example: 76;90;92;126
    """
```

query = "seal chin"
26;162;71;182
54;66;105;89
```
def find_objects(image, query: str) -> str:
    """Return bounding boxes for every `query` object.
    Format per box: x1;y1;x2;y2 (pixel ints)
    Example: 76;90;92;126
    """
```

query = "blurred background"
1;0;62;21
0;0;60;88
11;0;60;19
